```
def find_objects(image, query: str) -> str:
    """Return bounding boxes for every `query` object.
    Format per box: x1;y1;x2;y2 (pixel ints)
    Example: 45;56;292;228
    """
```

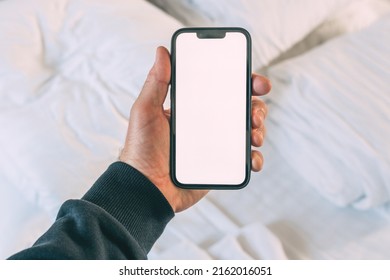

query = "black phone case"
170;27;252;190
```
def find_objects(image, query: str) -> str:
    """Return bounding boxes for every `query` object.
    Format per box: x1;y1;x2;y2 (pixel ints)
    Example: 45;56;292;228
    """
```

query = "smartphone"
170;27;251;189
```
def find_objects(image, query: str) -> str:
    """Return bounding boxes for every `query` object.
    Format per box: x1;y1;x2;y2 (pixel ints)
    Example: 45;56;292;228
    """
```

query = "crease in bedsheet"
152;198;288;260
303;55;390;208
266;15;390;211
269;74;390;207
209;222;288;259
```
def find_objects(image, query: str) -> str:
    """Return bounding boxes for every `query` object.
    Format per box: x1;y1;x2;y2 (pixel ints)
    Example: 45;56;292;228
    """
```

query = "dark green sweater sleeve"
8;162;174;260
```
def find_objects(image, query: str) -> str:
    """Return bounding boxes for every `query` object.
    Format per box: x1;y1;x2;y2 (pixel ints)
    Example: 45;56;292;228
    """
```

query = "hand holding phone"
120;45;270;211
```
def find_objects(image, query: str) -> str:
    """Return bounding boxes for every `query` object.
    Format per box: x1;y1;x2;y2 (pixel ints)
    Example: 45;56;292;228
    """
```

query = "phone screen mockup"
170;28;251;189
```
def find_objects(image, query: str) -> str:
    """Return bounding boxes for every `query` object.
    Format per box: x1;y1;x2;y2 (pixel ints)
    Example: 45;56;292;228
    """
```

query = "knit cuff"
82;161;174;254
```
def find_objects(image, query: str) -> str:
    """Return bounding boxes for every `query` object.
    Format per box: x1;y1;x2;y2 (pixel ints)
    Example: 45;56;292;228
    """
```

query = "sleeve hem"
82;162;174;253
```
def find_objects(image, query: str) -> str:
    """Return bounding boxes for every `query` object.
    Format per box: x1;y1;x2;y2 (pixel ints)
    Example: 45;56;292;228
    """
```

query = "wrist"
118;157;177;212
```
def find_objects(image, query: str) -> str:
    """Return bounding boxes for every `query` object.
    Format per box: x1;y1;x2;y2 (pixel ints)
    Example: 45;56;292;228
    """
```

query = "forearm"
9;162;174;260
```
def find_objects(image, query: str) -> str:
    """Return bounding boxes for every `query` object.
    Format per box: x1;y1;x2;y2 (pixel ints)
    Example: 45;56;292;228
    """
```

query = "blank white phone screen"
175;31;248;185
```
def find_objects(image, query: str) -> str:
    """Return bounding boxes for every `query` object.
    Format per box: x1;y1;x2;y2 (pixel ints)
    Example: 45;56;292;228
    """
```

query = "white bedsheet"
0;0;181;216
1;0;390;260
150;136;390;259
152;12;390;260
0;0;182;258
265;14;390;211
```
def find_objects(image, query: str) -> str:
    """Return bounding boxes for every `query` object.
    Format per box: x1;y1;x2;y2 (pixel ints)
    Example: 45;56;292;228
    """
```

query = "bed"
1;0;390;259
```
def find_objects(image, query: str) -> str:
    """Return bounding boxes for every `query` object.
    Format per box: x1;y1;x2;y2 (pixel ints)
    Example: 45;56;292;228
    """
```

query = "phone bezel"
170;27;252;190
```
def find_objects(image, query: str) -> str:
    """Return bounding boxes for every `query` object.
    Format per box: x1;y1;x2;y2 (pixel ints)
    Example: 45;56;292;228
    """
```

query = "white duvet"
1;0;390;260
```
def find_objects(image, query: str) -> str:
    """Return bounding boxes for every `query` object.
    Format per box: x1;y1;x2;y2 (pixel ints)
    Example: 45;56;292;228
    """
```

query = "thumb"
137;46;171;107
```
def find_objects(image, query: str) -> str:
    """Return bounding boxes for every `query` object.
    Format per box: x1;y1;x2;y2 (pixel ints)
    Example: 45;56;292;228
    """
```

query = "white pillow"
148;0;352;70
0;0;182;216
310;0;390;43
272;0;390;64
265;15;390;210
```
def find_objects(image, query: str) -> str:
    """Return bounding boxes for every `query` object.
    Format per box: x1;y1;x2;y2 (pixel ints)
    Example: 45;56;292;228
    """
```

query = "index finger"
252;74;271;96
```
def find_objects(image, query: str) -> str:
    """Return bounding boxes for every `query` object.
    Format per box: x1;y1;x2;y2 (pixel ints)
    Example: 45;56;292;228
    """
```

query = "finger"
252;98;268;128
138;46;171;107
164;108;171;120
252;74;271;96
251;150;264;172
251;126;264;147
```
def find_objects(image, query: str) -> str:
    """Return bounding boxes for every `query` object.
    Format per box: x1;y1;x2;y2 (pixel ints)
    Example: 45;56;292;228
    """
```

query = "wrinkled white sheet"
1;0;390;260
0;0;182;258
0;0;181;215
151;136;390;259
266;14;390;210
